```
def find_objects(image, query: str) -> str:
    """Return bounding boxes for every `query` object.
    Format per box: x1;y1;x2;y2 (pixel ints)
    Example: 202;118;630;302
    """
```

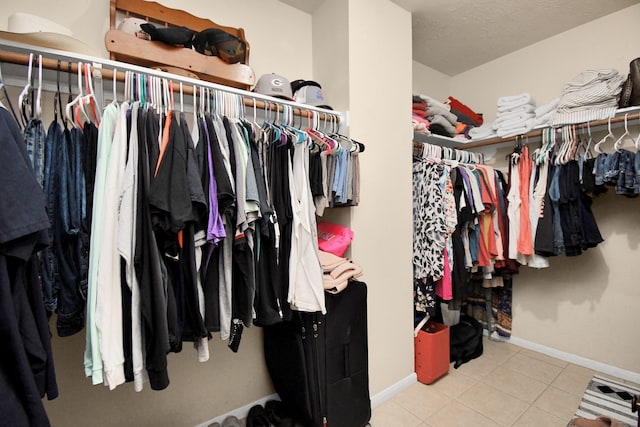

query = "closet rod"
459;112;639;150
0;45;341;124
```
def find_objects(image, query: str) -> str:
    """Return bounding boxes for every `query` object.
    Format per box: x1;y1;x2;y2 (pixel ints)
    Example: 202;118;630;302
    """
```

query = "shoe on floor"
221;415;243;427
246;405;270;427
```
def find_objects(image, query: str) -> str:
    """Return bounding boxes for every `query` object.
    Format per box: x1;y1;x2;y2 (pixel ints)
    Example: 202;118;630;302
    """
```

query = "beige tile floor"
370;337;639;427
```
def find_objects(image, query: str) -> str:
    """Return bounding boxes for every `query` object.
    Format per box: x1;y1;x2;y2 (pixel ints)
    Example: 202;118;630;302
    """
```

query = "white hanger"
613;113;630;152
83;63;101;124
18;52;34;126
65;62;89;127
34;55;42;120
634;113;640;151
594;116;615;154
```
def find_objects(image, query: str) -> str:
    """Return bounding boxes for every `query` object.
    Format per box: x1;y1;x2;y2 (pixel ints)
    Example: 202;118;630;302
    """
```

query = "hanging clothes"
0;106;58;426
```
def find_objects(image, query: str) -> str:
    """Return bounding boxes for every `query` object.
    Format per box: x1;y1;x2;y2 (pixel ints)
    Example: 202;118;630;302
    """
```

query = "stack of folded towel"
551;69;627;125
492;93;536;138
534;98;560;126
318;250;363;295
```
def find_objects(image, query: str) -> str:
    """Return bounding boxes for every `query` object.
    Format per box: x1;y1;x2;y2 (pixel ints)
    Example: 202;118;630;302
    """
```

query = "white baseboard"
370;373;417;409
194;393;279;427
195;373;418;426
506;335;640;384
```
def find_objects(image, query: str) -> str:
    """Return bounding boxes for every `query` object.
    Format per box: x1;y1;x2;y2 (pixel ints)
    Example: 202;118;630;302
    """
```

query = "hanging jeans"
24;118;46;188
55;127;86;336
40;121;62;315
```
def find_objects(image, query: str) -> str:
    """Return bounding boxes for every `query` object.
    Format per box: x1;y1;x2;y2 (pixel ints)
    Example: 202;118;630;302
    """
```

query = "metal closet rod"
0;48;341;123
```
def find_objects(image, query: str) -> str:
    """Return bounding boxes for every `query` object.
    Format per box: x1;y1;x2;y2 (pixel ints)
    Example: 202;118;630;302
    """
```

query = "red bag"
317;221;354;257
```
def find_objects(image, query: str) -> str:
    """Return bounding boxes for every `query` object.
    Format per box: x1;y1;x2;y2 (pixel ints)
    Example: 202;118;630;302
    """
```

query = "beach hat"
0;13;99;56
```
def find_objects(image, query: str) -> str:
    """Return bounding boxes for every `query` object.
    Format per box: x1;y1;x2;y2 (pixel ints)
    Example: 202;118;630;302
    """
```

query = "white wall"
412;60;450;102
0;0;314;82
450;4;640;123
347;0;415;395
446;4;640;374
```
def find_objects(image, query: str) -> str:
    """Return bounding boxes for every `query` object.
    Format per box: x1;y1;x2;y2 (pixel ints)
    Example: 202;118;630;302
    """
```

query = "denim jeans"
547;166;565;255
55;127;85;336
39;120;63;315
24;118;46;188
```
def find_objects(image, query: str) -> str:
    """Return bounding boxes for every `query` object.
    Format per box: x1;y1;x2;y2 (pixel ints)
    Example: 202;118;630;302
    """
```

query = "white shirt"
288;137;326;314
95;101;129;390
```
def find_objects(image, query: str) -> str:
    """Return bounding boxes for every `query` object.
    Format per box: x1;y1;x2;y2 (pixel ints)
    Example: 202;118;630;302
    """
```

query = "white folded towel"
468;122;496;140
534;110;554;127
496;119;535;138
497;93;534;109
492;112;535;130
535;98;560;117
496;104;535;117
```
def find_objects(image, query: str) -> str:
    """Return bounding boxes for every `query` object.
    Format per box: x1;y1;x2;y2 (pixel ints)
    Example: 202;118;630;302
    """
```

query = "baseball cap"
253;73;294;100
291;79;332;110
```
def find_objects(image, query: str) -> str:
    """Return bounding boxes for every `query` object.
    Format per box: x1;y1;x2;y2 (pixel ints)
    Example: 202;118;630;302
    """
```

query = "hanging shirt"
85;102;119;385
117;102;145;390
288;137;326;313
95;101;129;390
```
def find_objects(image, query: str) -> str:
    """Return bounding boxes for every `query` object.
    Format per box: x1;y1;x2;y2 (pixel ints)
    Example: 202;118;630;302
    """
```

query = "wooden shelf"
414;106;640;151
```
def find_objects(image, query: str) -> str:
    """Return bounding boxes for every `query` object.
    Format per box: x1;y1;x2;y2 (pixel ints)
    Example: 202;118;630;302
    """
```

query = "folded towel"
496;119;535;138
492;112;535;130
534;110;554;127
497;93;533;109
535;98;560;117
413;109;427;118
468;122;497;140
419;94;451;112
496;103;535;117
427;105;458;125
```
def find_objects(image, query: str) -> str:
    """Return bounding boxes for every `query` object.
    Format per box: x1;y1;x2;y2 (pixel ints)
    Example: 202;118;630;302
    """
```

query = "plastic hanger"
0;61;20;124
613;113;630;152
594;116;615;154
17;52;34;127
65;62;90;128
82;63;101;124
634;113;640;151
34;55;42;120
583;121;594;158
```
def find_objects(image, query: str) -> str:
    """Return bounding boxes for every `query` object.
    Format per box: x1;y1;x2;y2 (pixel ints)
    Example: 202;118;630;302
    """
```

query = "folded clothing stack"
492;93;536;138
448;96;483;127
534;97;560;126
551;69;627;125
412;95;430;133
420;95;457;137
318;250;363;295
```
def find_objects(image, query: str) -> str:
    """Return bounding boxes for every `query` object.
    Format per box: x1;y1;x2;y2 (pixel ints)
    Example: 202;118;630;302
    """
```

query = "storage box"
414;321;450;384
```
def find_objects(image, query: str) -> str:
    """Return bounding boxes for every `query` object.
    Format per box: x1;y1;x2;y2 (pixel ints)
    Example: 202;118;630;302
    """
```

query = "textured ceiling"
278;0;640;76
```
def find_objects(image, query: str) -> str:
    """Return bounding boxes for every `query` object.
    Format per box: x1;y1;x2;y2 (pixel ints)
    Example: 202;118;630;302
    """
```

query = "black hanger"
0;61;20;124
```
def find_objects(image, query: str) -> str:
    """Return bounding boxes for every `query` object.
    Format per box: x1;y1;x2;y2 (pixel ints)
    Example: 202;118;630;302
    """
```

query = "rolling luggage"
263;280;371;427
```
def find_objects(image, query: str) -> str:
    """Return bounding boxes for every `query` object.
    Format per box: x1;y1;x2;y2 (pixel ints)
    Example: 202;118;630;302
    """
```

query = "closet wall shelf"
414;106;640;152
0;40;344;125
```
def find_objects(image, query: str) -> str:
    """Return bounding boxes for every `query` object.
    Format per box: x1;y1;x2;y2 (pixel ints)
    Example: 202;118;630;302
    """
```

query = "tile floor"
370;337;639;427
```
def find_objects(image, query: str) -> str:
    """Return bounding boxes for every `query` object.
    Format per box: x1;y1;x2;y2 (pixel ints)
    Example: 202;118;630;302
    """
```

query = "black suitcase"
263;280;371;427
